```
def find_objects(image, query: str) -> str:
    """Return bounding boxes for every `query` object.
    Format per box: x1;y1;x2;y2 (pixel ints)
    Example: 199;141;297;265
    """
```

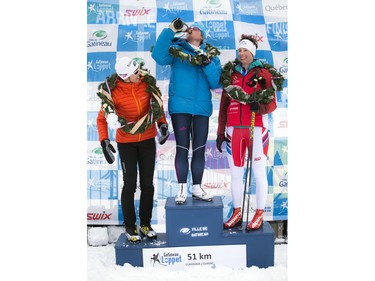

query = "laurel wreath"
219;58;285;104
96;66;163;135
168;42;220;66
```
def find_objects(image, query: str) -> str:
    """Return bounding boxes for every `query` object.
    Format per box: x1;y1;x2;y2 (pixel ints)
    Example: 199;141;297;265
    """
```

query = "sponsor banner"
272;51;288;79
87;0;288;224
117;24;156;52
276;79;288;108
87;24;118;53
233;21;270;51
262;0;288;23
87;200;119;225
87;82;102;111
87;52;117;82
231;0;265;24
156;0;194;23
205;20;235;50
266;21;288;52
193;0;234;22
272;108;288;138
273;192;288;220
87;1;120;25
155;64;171;81
142;244;246;269
118;1;157;26
256;50;274;67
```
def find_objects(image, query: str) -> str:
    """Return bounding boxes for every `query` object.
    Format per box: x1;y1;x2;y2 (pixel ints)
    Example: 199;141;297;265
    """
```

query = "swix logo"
87;212;112;220
254;33;264;43
124;8;151;16
278;121;288;128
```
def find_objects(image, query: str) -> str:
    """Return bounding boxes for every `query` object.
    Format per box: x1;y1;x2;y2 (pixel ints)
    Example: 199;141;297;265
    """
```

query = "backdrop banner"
87;0;288;225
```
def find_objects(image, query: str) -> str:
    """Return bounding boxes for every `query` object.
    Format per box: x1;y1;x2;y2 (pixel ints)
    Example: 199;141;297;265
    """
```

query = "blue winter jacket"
152;28;222;117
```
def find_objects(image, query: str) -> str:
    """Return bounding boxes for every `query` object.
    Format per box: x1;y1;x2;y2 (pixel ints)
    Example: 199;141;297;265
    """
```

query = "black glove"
101;139;116;164
198;53;210;66
216;134;229;153
247;73;266;88
158;123;169;145
258;76;266;89
249;102;260;113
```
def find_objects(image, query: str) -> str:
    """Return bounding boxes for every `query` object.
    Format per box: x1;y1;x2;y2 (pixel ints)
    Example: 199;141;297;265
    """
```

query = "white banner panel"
142;244;246;270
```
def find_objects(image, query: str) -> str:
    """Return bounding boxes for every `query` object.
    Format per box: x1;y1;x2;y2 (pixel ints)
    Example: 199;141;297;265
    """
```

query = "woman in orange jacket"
96;56;169;243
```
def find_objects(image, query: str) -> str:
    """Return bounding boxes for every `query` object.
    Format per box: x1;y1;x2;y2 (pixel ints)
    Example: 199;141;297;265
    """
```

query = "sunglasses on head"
119;68;139;80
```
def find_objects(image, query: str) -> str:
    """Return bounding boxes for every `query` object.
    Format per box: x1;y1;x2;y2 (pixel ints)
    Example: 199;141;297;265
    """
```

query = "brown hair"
240;34;258;49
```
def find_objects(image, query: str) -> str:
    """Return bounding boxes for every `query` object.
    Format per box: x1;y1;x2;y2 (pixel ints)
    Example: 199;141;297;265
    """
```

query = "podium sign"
142;244;246;270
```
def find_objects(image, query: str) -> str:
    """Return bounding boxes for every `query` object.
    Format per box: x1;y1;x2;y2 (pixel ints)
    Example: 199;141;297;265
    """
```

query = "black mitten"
158;123;170;145
101;139;116;164
258;76;267;89
216;134;229;153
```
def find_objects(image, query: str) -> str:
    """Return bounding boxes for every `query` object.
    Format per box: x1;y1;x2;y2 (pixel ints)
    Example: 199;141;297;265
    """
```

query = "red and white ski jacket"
217;61;277;135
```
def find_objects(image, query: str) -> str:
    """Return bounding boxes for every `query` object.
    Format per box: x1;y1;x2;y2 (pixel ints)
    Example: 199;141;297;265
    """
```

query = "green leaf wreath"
96;65;164;135
168;43;221;66
220;58;285;104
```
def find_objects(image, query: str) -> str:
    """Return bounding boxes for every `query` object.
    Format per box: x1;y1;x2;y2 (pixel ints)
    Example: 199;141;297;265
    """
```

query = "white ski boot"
125;226;141;243
139;224;157;239
192;184;213;201
175;183;187;204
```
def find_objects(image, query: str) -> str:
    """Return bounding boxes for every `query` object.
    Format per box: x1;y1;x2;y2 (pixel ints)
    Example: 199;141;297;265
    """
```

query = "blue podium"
115;196;274;269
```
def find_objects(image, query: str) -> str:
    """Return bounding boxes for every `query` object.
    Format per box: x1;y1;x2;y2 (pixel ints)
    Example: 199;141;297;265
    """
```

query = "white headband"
238;39;256;56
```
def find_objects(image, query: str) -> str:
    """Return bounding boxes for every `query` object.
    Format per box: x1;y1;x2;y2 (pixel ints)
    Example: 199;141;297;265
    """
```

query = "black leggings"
117;138;156;227
171;113;209;185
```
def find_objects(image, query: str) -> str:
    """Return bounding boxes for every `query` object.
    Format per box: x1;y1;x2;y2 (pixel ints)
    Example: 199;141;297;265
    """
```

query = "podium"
115;196;274;269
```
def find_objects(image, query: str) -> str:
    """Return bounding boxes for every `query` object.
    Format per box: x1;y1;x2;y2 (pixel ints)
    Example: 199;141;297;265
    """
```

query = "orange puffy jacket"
97;77;167;143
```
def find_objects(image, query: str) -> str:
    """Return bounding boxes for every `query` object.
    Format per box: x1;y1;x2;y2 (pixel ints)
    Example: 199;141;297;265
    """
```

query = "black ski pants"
117;138;156;227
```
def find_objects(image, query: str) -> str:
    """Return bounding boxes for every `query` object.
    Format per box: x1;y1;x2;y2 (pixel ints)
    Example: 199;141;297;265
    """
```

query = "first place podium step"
165;196;224;246
115;196;274;268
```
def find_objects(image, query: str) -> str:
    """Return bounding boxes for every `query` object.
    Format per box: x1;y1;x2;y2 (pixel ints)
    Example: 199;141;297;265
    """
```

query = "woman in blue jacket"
152;19;222;204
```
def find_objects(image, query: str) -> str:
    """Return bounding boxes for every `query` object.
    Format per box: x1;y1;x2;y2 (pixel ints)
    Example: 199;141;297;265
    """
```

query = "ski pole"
241;137;251;230
245;68;259;229
245;111;255;228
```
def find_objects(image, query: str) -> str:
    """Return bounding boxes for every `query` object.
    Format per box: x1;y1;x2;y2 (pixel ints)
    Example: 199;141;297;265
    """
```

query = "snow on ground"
87;225;288;281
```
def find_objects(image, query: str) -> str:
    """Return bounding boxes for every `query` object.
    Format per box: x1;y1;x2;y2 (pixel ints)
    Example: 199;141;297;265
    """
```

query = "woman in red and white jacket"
216;35;277;231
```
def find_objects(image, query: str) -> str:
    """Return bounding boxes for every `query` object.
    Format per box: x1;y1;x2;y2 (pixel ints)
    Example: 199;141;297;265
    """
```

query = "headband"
238;39;256;56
